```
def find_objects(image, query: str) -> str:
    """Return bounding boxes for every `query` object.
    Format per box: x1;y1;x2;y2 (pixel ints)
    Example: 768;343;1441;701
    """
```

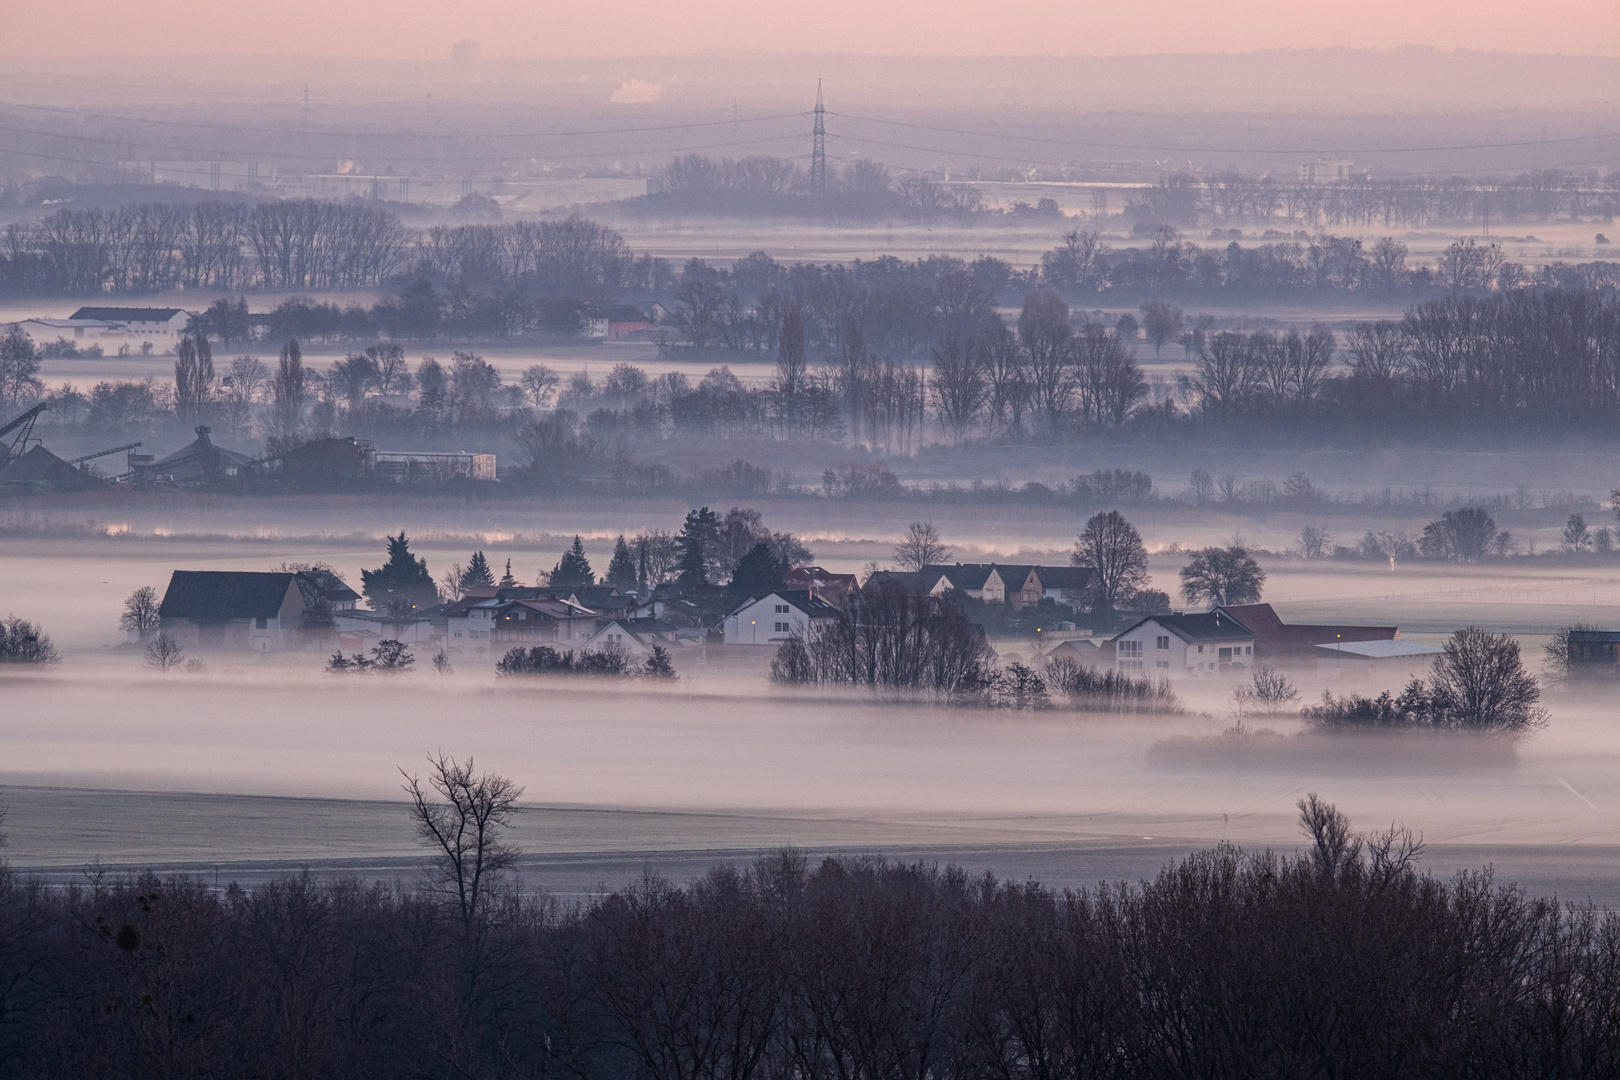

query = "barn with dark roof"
158;570;306;651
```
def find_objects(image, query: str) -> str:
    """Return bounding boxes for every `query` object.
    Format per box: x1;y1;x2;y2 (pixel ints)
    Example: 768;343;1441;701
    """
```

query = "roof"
68;307;186;322
21;318;123;329
159;571;297;621
294;568;360;606
1216;603;1398;655
592;618;678;645
1568;630;1620;643
1115;611;1255;644
727;590;842;621
582;303;649;322
1037;566;1093;590
147;427;256;481
1315;640;1444;659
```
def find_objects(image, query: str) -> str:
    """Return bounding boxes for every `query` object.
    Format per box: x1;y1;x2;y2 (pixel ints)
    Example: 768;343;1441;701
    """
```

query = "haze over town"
2;0;1620;1071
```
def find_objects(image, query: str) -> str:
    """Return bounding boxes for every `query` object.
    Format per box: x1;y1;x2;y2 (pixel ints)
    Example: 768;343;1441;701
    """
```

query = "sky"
3;0;1618;57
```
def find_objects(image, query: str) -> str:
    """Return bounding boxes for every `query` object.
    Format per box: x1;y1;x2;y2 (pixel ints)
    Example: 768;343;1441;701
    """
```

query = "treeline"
653;153;988;218
0;205;661;300
0;796;1617;1077
1128;167;1618;228
1040;228;1620;297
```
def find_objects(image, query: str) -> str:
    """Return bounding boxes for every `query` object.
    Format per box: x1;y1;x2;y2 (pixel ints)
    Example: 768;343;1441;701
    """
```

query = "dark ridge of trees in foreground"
0;794;1618;1078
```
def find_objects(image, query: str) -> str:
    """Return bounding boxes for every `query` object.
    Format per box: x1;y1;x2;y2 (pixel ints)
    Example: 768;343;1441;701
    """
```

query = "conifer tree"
605;535;638;586
460;551;494;592
551;536;595;588
498;559;516;587
361;532;438;611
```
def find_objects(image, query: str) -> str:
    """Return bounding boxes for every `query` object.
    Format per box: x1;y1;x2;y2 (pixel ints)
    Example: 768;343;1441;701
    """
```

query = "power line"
830;111;1620;156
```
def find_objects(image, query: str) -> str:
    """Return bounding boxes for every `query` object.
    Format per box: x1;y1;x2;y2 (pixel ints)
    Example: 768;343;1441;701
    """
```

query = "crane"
0;403;49;469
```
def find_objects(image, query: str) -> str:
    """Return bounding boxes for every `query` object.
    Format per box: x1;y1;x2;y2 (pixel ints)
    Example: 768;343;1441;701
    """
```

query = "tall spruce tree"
498;559;516;587
677;531;709;585
360;532;438;612
551;536;595;588
605;535;638;586
729;542;789;595
460;551;494;592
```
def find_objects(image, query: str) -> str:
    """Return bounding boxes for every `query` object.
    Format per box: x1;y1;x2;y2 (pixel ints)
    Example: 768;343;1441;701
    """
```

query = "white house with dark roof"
68;307;191;339
723;590;841;646
581;618;680;661
1110;611;1256;678
157;570;305;652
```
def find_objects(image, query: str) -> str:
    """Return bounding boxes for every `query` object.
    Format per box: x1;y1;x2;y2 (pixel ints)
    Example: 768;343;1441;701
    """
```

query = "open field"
4;496;1620;901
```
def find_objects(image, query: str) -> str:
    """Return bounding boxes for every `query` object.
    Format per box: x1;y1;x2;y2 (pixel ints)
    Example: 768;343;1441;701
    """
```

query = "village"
131;532;1470;688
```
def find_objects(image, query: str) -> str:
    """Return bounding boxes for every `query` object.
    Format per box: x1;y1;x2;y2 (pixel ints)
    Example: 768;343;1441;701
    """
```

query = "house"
782;566;859;608
581;618;680;661
135;427;257;487
723;590;841;646
293;569;361;612
1214;603;1398;665
157;570;305;652
1110;611;1256;677
443;588;601;656
1315;639;1443;679
1562;629;1620;679
582;303;652;341
67;307;192;342
892;563;1095;612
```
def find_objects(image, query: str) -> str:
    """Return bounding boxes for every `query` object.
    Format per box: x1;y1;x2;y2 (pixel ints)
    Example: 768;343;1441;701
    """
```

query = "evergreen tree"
729;541;789;595
498;559;516;587
677;531;709;586
460;551;494;592
638;542;649;588
678;507;721;582
551;536;595;588
360;532;438;612
605;535;638;586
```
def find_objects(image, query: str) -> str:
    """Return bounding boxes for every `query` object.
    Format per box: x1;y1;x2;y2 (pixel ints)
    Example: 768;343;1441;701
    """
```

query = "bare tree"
145;632;184;671
1429;628;1547;733
1297;526;1334;560
401;755;524;930
894;522;949;571
119;586;161;642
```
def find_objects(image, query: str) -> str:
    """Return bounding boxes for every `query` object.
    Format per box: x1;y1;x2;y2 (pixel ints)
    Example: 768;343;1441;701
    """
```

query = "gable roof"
1115;611;1255;644
1037;566;1094;591
582;303;649;322
159;571;297;621
68;307;187;322
294;568;360;607
1315;640;1442;659
1215;603;1397;655
727;589;842;621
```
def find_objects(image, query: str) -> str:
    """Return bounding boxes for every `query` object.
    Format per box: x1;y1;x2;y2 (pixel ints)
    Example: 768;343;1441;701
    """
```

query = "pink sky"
4;0;1619;57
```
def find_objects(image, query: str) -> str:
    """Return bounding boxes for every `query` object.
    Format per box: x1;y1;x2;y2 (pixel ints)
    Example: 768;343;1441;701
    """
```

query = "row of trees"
0;206;652;299
1042;227;1620;297
2;776;1617;1078
1128;168;1619;228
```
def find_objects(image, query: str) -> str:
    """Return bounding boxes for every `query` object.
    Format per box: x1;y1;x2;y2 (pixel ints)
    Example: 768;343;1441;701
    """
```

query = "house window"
774;622;790;633
1157;660;1170;669
254;617;268;630
1118;640;1143;658
774;604;789;614
1156;636;1170;650
1245;645;1252;655
1197;645;1204;653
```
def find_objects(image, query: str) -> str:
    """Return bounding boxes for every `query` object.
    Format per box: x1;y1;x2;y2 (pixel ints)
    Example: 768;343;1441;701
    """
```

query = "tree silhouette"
460;551;494;591
729;542;789;595
605;535;638;586
551;536;595;588
361;532;438;612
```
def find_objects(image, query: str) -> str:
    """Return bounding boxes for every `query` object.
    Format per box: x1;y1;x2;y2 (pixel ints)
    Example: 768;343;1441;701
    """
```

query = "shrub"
1045;656;1181;713
0;614;59;664
328;639;415;673
496;645;629;677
